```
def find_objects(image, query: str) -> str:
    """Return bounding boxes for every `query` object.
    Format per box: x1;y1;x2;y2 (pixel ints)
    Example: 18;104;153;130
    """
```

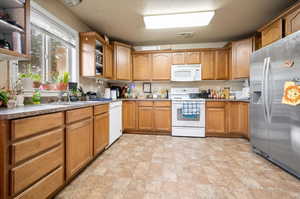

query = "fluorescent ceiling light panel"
144;11;215;29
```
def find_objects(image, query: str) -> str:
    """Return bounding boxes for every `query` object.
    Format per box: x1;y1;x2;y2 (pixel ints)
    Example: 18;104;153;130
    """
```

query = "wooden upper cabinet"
201;51;215;80
261;19;283;47
152;53;171;81
232;37;253;79
215;50;229;80
80;32;106;77
104;45;113;79
185;52;200;64
172;52;200;64
123;101;136;130
113;42;132;81
285;7;300;36
80;33;96;77
172;53;185;64
133;54;152;81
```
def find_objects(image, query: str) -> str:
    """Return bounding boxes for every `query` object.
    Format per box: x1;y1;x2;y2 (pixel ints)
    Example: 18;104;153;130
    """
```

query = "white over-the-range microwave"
171;64;201;82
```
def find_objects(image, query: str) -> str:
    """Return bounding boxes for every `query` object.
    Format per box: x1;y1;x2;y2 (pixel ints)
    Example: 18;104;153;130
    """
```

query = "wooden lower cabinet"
66;118;93;180
123;101;137;130
15;167;64;199
138;106;153;130
206;101;249;138
206;106;226;135
227;102;249;137
153;107;171;132
94;112;109;156
123;100;171;134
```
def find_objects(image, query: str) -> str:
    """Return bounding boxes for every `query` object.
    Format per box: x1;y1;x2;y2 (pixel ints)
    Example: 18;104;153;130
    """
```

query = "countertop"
0;98;250;120
0;101;114;120
122;98;250;103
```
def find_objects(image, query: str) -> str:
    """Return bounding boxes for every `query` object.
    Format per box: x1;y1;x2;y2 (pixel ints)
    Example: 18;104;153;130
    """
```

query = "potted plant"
32;74;42;89
56;72;70;91
0;89;9;107
19;72;33;90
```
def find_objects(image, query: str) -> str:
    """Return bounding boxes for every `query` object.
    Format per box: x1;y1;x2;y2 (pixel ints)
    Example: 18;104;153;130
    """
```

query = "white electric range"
170;88;205;137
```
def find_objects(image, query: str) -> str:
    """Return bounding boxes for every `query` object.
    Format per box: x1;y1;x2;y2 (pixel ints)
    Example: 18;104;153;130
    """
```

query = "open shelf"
0;48;29;60
0;0;24;9
0;19;24;33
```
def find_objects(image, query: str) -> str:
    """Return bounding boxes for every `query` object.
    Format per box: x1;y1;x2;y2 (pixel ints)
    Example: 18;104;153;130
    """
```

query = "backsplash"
110;80;247;98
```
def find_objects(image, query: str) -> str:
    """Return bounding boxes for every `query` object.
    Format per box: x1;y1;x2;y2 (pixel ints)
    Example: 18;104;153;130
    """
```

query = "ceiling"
60;0;296;46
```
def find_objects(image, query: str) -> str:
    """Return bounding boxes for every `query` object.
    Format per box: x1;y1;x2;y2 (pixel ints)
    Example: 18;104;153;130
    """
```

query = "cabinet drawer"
206;101;226;108
14;167;64;199
11;112;64;140
66;107;93;124
94;104;109;115
153;101;171;107
11;145;63;194
11;129;64;165
138;101;153;107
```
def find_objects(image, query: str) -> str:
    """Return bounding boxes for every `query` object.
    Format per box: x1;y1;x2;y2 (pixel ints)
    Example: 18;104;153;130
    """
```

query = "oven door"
172;101;205;127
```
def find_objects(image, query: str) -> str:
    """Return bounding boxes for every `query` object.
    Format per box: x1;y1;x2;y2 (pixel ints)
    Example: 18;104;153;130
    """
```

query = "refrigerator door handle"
265;57;271;123
262;58;268;122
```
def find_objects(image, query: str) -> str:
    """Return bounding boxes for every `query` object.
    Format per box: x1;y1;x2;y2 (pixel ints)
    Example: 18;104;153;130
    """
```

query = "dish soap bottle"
32;89;41;104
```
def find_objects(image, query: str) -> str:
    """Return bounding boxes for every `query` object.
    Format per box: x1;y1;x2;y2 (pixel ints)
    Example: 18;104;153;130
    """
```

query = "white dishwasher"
108;101;122;147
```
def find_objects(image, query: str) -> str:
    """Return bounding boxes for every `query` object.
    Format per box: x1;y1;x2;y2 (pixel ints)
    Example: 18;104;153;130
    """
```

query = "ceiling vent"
63;0;82;7
176;32;194;38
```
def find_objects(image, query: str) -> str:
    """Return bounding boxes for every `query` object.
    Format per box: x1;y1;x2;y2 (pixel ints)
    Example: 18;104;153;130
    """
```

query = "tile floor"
56;134;300;199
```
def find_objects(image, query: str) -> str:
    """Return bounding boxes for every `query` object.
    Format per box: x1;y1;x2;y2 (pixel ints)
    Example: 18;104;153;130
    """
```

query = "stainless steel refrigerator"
250;31;300;178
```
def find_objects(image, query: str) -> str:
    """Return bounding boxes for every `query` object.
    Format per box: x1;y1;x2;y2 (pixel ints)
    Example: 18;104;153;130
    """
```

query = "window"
19;2;78;84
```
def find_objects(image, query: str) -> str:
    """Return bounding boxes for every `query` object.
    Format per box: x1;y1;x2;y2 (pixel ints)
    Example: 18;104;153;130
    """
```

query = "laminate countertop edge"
0;99;250;120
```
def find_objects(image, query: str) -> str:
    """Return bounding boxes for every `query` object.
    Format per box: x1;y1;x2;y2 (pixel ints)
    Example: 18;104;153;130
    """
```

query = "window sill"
23;90;63;97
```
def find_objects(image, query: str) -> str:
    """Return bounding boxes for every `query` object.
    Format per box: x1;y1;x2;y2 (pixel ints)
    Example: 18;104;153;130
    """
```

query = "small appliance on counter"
111;90;117;100
110;86;121;99
104;88;111;99
86;91;97;100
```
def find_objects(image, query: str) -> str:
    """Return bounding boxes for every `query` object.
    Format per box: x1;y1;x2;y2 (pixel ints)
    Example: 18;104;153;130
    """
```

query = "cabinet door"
138;107;153;130
153;107;171;132
227;102;241;133
261;19;283;47
232;37;252;79
240;103;249;138
215;50;229;80
206;107;226;134
123;101;136;130
152;53;171;81
185;52;200;64
285;8;300;36
115;44;132;80
133;54;152;81
201;51;215;80
66;119;93;179
104;45;113;79
172;53;185;64
94;113;109;156
80;34;96;77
